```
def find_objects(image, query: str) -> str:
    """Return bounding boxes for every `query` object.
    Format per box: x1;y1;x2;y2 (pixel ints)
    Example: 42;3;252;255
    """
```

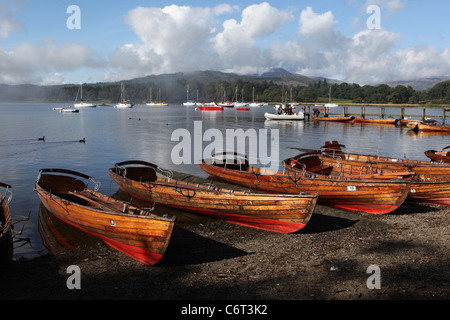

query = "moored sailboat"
74;84;96;108
115;82;134;108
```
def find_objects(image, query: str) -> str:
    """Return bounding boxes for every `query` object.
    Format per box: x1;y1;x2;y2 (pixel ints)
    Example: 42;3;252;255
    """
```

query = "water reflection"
38;204;102;255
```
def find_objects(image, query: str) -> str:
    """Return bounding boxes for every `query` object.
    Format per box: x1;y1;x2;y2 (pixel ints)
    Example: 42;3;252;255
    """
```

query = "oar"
287;147;320;153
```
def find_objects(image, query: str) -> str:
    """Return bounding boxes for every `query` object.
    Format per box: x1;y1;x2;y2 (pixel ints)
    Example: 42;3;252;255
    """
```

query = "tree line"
1;78;450;104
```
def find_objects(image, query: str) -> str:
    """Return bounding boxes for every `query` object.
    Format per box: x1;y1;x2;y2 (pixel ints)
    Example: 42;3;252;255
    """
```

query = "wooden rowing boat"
200;153;412;214
353;117;399;124
408;123;450;133
0;182;13;264
316;141;450;205
319;140;450;176
34;169;175;265
108;160;317;233
312;116;354;122
424;146;450;163
283;152;415;180
399;119;437;126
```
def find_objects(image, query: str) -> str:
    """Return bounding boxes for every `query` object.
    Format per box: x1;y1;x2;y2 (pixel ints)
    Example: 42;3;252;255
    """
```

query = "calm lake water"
1;102;448;260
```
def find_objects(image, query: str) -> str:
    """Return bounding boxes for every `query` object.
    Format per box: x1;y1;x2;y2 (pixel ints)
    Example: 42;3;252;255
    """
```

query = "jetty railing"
300;104;450;124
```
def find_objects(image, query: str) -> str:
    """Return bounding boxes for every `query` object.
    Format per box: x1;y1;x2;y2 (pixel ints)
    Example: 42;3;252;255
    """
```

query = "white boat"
115;103;133;108
74;101;96;108
146;87;156;106
265;79;304;120
74;84;96;108
60;108;79;113
264;112;304;120
233;87;249;108
115;82;133;108
248;87;266;107
183;84;196;106
325;87;338;108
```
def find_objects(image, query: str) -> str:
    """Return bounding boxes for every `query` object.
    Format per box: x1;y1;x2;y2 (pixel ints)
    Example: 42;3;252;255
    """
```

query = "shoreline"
1;198;448;300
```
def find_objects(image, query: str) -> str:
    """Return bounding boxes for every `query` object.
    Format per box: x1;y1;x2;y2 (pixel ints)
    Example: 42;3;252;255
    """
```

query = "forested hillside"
0;70;449;105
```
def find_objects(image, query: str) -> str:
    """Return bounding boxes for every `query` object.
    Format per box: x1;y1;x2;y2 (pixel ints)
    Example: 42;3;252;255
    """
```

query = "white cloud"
110;2;294;78
109;4;230;78
0;0;22;38
211;2;294;73
299;6;337;45
1;1;450;86
0;39;104;84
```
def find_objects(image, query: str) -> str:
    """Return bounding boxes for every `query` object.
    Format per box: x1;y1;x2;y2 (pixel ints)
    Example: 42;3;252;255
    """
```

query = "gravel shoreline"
1;198;448;301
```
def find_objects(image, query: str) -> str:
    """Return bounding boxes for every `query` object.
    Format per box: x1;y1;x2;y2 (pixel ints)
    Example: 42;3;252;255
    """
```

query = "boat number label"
347;186;356;191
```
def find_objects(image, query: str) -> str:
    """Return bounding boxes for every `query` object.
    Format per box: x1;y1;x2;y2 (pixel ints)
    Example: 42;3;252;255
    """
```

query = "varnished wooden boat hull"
312;116;354;122
424;150;450;163
0;182;13;264
353;117;399;124
414;124;450;132
35;169;175;265
109;161;318;233
199;160;411;214
320;141;450;176
318;141;450;205
407;175;450;205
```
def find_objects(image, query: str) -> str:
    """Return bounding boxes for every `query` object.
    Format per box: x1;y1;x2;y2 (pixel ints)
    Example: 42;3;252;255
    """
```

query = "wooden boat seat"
126;167;157;182
212;160;249;172
287;154;334;175
39;174;86;194
68;191;153;216
68;191;126;213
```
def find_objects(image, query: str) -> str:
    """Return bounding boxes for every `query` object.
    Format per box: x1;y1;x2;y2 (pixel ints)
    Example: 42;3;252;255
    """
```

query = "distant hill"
128;68;320;87
2;68;447;102
385;77;450;91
